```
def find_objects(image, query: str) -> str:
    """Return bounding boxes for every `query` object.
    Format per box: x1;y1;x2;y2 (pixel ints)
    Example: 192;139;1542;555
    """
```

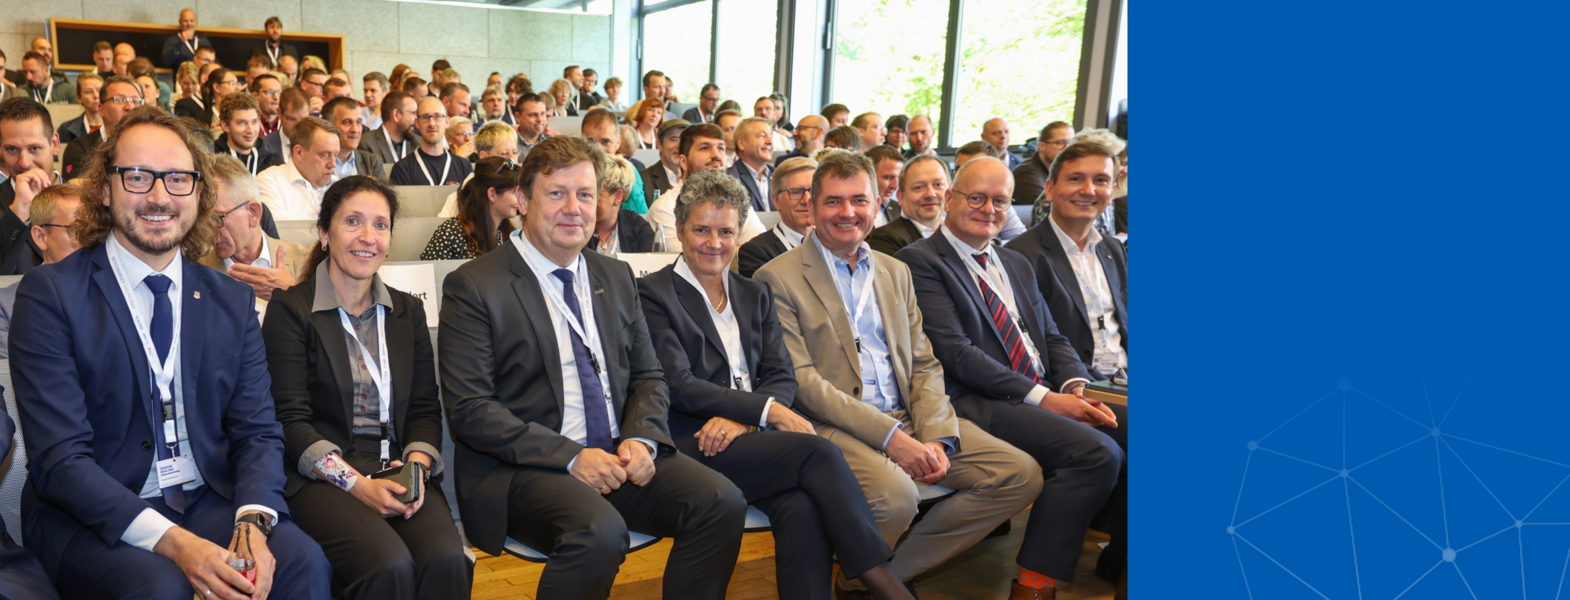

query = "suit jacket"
173;97;213;124
1011;154;1050;205
681;107;715;124
637;264;797;439
197;236;310;282
56;114;89;146
0;197;39;276
162;33;213;68
866;216;922;257
736;229;787;279
249;42;300;66
262;274;444;495
753;236;960;450
727;160;772;213
587;209;655;254
347;148;386;179
60;133;103;182
641;162;675;205
1004;223;1128;378
259;130;285;159
437;241;674;555
12;244;288;570
895;233;1091;425
358;125;411;170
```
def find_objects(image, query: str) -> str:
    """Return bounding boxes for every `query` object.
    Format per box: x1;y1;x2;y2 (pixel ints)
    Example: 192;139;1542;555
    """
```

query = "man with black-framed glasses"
1012;121;1073;205
737;156;815;278
389;96;473;186
62;77;144;183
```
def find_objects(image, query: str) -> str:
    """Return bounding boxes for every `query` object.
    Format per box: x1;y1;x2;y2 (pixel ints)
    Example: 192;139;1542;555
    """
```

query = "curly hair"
674;169;751;232
73;107;220;261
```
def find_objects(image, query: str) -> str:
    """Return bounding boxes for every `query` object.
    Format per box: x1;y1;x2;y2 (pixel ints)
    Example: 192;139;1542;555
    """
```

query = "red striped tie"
974;254;1041;384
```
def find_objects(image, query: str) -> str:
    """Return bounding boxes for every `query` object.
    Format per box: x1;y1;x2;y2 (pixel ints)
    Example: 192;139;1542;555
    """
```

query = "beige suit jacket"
754;233;960;450
199;235;311;283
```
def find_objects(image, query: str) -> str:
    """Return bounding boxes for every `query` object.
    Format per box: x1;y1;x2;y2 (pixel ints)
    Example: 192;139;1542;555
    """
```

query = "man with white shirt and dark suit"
1005;141;1128;380
161;9;212;68
10;106;330;600
681;84;722;124
259;87;311;160
736;156;815;279
438;136;746;599
898;157;1125;600
358;90;417;168
726;117;775;212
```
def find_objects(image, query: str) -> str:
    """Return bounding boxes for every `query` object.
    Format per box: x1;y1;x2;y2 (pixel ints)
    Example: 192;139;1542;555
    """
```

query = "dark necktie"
552;269;614;451
973;254;1040;385
144;274;185;513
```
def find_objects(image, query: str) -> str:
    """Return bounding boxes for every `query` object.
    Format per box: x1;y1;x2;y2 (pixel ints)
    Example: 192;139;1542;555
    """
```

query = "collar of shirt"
512;229;585;285
910;214;943;239
223;235;273;271
284;160;328;194
673;253;732;314
108;230;185;305
774;222;806;249
310;259;393;312
939;223;993;265
1048;213;1101;256
663;165;679;186
810;230;870;275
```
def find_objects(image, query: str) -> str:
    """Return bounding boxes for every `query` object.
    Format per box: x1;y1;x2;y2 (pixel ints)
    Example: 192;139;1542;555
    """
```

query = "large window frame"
636;0;786;103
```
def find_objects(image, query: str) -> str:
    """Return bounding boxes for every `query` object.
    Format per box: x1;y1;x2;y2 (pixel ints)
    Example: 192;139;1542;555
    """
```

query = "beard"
113;203;192;256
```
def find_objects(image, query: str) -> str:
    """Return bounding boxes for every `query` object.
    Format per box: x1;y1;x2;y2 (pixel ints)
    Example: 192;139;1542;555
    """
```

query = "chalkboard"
49;18;342;74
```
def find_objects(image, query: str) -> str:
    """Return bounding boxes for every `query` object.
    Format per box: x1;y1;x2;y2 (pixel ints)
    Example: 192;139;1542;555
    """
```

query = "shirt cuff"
402;442;444;477
880;422;904;452
1061;378;1091;393
627;437;659;460
1024;385;1050;407
298;439;342;479
758;398;775;428
121;508;177;552
934;437;958;455
236;505;279;527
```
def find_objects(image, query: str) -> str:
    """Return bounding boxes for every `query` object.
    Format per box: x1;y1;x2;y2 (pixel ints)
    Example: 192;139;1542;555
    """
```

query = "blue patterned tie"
552;269;615;451
143;274;184;513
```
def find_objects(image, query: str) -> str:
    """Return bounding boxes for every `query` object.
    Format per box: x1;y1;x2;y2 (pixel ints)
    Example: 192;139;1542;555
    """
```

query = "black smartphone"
370;462;424;505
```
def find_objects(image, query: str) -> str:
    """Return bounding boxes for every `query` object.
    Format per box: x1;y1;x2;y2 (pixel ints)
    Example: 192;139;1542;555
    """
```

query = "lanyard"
182;36;198;57
383;128;407;162
265;44;279;66
32;83;51;104
832;252;875;355
542;262;613;398
106;248;182;448
773;223;801;251
338;305;392;463
960;245;1044;370
415;151;451;186
230;147;258;175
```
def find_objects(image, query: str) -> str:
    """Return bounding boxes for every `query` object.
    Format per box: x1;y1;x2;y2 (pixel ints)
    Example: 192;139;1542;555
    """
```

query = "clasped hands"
571;440;656;494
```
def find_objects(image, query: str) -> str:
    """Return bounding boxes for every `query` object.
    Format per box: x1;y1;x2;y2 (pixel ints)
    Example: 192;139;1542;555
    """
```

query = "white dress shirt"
108;233;277;552
511;231;657;463
773;222;806;251
224;236;273;326
257;161;328;221
737;160;771;211
1048;217;1127;374
938;226;1086;405
673;256;773;427
646;180;767;252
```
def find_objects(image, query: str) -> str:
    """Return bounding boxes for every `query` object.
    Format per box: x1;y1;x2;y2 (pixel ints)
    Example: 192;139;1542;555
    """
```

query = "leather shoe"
1010;579;1056;600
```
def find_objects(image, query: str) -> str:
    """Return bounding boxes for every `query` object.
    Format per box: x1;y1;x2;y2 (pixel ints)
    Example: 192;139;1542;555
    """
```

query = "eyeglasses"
1044;139;1070;148
959;192;1011;211
104;95;145;106
779;187;810;201
35;223;72;230
416;114;448;123
212;205;246;225
113;167;201;196
256;89;281;97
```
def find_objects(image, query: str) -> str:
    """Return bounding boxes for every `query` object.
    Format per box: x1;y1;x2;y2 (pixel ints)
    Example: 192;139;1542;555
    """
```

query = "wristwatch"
237;513;273;538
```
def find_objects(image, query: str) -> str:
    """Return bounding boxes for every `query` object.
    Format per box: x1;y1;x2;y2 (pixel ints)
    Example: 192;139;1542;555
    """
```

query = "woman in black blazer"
588;154;655;256
263;176;472;600
636;171;913;600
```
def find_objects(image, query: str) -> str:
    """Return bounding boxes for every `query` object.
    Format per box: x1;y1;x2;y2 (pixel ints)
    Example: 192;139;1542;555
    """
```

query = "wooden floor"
471;509;1118;600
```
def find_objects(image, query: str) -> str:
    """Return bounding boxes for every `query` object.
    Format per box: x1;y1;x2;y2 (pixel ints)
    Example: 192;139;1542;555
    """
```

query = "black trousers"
981;401;1125;581
675;429;894;600
504;449;746;600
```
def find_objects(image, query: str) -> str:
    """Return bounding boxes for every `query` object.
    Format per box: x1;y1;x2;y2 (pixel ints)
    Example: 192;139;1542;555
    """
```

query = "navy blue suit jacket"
726;160;771;213
10;244;288;567
895;232;1091;425
636;265;797;439
1003;222;1128;378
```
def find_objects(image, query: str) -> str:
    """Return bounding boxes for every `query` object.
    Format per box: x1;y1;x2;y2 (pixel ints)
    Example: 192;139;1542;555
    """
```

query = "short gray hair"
599;153;637;195
771;156;818;198
674;170;751;231
208;155;260;211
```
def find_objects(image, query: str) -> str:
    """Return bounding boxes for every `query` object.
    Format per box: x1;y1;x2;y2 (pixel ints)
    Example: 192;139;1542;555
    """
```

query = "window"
951;0;1086;147
714;0;780;105
641;0;715;103
829;0;950;125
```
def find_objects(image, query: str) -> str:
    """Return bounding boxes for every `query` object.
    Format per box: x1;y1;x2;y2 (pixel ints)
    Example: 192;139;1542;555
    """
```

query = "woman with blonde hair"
546;79;577;117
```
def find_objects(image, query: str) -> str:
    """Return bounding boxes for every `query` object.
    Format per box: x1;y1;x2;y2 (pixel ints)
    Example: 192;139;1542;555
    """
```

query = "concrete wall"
0;0;612;88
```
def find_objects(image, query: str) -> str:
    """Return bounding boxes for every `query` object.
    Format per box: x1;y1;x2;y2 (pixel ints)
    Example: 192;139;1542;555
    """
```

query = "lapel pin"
193;291;201;299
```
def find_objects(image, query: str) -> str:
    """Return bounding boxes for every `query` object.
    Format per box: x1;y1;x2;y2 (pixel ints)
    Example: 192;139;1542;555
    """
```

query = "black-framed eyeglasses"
779;187;810;201
960;192;1011;211
113;167;201;196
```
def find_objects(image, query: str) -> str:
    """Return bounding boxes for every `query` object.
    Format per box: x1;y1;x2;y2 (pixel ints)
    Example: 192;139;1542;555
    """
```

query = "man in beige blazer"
202;156;310;308
754;152;1042;594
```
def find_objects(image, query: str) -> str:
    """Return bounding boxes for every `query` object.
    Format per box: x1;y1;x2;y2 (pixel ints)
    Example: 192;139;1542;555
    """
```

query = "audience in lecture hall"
0;10;1129;597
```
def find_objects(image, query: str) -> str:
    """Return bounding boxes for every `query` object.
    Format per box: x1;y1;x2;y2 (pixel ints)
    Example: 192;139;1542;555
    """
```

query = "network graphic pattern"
1228;378;1570;600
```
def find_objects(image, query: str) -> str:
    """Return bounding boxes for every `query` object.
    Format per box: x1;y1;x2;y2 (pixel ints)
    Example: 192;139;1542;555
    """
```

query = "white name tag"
1093;352;1121;375
156;454;197;488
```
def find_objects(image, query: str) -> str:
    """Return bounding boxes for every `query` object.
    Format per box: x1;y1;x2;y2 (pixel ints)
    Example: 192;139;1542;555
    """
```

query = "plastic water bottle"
653;226;667;253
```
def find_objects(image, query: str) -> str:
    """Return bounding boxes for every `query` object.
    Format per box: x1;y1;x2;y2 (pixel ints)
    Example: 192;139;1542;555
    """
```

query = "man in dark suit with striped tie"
894;157;1125;600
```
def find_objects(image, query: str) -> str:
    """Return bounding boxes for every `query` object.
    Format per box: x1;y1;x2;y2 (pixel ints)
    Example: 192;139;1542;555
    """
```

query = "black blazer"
262;275;444;496
438;242;674;555
587;208;655;254
60;133;103;182
173;97;213;124
637;265;797;440
249;42;300;65
0;183;39;276
726;160;771;213
641;162;674;204
1004;221;1128;378
896;233;1091;425
736;229;787;279
866;216;921;257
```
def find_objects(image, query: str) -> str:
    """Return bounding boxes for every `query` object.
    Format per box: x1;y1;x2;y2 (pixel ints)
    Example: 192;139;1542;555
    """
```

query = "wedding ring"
720;430;730;437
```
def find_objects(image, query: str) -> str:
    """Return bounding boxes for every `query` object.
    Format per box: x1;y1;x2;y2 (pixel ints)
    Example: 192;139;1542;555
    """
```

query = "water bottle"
653;226;667;253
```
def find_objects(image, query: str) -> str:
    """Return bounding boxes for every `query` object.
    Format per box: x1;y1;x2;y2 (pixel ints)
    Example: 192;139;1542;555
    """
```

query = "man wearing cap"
641;118;689;203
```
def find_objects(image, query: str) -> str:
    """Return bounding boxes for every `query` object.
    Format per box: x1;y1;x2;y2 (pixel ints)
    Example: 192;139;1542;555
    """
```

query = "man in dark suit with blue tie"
726;117;776;213
896;157;1125;600
438;136;746;600
9;108;329;600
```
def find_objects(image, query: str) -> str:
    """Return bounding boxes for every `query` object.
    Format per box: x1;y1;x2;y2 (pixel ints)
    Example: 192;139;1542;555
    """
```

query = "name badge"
1093;352;1120;375
156;455;197;488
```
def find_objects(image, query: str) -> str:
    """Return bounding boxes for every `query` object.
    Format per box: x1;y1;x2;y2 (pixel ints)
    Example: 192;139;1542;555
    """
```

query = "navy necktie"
143;274;184;513
552;269;614;451
973;254;1041;385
